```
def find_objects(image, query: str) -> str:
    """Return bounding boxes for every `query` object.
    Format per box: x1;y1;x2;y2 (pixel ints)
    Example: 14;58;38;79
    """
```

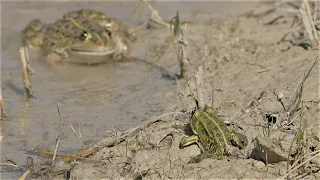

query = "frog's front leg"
45;48;68;63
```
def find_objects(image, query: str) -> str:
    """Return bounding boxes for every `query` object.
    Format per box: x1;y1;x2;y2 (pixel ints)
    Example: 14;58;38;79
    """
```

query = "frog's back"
63;9;115;28
64;9;137;42
42;18;87;57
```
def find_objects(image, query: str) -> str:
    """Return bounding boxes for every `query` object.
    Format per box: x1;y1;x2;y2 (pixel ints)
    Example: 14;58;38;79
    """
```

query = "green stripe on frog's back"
197;109;229;148
196;115;221;150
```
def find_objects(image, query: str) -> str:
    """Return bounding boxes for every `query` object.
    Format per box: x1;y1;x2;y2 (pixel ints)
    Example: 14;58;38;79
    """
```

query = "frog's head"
69;28;116;56
230;132;248;149
68;19;117;57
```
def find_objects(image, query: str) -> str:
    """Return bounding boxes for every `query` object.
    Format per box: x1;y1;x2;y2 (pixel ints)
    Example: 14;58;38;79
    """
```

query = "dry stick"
140;0;170;28
23;45;34;74
0;161;18;168
300;1;318;46
52;137;63;163
178;23;189;78
70;123;85;149
141;1;186;78
195;66;205;109
18;157;34;180
124;111;186;135
239;91;266;118
275;91;287;112
313;1;318;27
303;1;318;42
102;111;186;147
53;104;68;163
278;150;320;180
19;47;33;98
286;53;319;123
0;89;7;118
277;16;302;44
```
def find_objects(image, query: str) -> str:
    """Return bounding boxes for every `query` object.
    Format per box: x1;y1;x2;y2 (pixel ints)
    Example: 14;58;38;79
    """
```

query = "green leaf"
170;11;180;39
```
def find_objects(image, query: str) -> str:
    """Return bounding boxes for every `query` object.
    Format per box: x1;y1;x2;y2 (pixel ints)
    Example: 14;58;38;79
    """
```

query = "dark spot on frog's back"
64;23;70;29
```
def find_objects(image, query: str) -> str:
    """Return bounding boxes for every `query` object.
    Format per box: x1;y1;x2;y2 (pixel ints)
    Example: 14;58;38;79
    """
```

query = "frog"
179;107;248;163
22;9;136;63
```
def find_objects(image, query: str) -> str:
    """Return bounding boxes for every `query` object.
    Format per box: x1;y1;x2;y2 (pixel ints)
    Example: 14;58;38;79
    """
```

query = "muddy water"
0;1;257;179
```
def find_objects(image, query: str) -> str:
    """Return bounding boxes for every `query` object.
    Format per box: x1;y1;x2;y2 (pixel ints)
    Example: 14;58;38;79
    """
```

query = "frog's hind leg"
22;19;46;49
188;152;211;164
188;149;225;164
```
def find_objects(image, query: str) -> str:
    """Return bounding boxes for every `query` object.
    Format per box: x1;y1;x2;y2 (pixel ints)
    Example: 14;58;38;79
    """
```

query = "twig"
264;15;284;25
300;1;319;46
0;89;7;119
19;47;33;98
18;157;34;180
278;150;320;180
195;66;205;109
122;111;185;136
239;91;266;118
275;91;287;112
178;23;189;78
277;16;301;44
23;46;34;74
100;111;186;147
53;104;68;163
70;123;85;149
52;137;63;163
286;53;319;123
140;0;170;28
0;161;18;168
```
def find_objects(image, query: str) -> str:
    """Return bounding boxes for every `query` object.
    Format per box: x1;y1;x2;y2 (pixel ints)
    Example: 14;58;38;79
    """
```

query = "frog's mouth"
70;47;116;56
67;47;118;65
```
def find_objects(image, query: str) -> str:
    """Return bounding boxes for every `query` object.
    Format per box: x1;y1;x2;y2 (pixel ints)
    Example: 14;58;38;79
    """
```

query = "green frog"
22;9;135;63
179;107;248;163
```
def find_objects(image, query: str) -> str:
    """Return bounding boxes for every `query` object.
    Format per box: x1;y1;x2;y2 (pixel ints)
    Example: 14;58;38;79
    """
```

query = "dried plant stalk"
286;53;319;122
140;0;170;28
195;66;205;109
300;1;319;46
178;23;189;78
18;157;34;180
0;89;7;118
19;47;34;98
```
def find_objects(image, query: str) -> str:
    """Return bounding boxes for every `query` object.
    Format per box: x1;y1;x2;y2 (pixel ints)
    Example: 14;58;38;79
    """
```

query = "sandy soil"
1;1;319;180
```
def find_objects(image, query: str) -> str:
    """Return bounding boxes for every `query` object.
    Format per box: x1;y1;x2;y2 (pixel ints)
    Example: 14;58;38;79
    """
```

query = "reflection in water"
0;118;3;138
19;101;31;136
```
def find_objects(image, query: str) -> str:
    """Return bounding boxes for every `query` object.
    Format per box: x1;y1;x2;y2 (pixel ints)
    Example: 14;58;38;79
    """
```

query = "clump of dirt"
21;2;320;180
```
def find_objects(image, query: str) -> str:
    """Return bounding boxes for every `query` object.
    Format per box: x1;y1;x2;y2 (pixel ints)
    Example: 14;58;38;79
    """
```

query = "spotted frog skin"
22;9;136;63
179;107;248;163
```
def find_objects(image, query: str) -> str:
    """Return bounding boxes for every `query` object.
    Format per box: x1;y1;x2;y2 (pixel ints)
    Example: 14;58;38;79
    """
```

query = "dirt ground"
8;1;320;180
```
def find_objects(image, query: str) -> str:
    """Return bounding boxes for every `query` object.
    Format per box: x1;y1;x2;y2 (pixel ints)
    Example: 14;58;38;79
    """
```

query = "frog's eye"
105;29;112;37
80;30;89;41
